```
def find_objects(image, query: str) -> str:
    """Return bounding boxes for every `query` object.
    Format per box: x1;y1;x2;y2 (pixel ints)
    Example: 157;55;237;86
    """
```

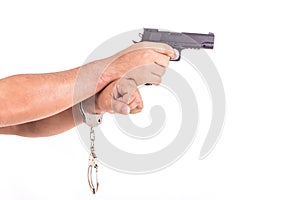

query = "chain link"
90;127;96;154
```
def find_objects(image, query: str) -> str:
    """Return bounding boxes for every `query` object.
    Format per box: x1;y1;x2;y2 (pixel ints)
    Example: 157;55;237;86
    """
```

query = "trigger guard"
171;49;180;61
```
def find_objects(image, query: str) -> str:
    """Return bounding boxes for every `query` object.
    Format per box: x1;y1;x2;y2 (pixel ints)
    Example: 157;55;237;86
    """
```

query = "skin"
0;80;143;137
0;42;175;137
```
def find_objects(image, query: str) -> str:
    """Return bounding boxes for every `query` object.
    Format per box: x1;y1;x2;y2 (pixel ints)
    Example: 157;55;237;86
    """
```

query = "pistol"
137;28;214;61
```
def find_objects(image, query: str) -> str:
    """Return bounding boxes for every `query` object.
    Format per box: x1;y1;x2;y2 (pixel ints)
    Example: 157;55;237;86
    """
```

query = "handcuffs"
79;101;103;194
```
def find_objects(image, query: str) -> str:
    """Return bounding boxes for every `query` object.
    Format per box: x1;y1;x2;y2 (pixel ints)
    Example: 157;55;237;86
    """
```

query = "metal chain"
88;126;99;194
90;127;95;154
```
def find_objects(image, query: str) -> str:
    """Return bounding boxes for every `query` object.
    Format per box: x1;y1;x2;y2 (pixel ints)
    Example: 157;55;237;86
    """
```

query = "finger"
130;101;143;114
130;107;142;114
136;42;176;59
129;101;139;110
124;64;164;86
150;66;166;78
120;92;137;104
111;100;130;115
133;89;143;105
146;73;162;85
148;63;166;76
129;89;143;113
140;73;161;86
128;90;141;109
114;79;137;103
154;54;170;68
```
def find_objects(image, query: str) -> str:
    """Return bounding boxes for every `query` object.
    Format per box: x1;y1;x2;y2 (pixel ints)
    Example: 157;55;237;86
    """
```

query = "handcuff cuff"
79;101;104;194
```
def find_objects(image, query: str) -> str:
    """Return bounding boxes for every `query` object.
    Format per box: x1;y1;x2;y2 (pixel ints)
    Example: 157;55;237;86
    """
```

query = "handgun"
137;28;214;61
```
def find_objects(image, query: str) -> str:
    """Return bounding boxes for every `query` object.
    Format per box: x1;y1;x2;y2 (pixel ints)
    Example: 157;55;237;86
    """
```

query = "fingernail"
121;106;130;114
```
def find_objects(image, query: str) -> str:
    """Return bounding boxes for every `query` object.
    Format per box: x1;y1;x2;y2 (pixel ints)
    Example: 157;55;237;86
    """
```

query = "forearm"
0;60;111;127
0;42;174;128
0;104;83;137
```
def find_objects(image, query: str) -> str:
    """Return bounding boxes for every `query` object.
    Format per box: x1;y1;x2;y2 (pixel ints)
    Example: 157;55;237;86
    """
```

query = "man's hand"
83;78;143;115
82;42;176;116
96;42;176;87
99;78;143;114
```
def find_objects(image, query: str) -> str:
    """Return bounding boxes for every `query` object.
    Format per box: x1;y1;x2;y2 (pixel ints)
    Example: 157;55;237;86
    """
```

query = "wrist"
79;101;104;127
82;96;103;114
93;59;119;91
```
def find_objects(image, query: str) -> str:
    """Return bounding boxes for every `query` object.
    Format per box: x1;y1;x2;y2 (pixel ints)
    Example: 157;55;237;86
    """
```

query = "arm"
0;42;175;127
0;106;80;137
0;69;82;127
0;79;144;137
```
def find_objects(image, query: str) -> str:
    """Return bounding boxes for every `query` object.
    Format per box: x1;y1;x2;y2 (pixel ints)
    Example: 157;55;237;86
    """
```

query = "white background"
0;0;299;199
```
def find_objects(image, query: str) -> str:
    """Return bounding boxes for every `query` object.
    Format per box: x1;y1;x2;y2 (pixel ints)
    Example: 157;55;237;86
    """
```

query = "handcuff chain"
80;101;102;194
90;127;95;153
88;126;99;194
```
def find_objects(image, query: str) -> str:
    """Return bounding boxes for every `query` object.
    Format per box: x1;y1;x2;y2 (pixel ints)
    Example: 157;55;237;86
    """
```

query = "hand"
96;42;176;86
83;78;143;115
81;42;176;115
97;78;143;114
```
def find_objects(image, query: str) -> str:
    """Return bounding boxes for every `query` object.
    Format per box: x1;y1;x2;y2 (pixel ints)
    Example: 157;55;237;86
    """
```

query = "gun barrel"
182;32;214;49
